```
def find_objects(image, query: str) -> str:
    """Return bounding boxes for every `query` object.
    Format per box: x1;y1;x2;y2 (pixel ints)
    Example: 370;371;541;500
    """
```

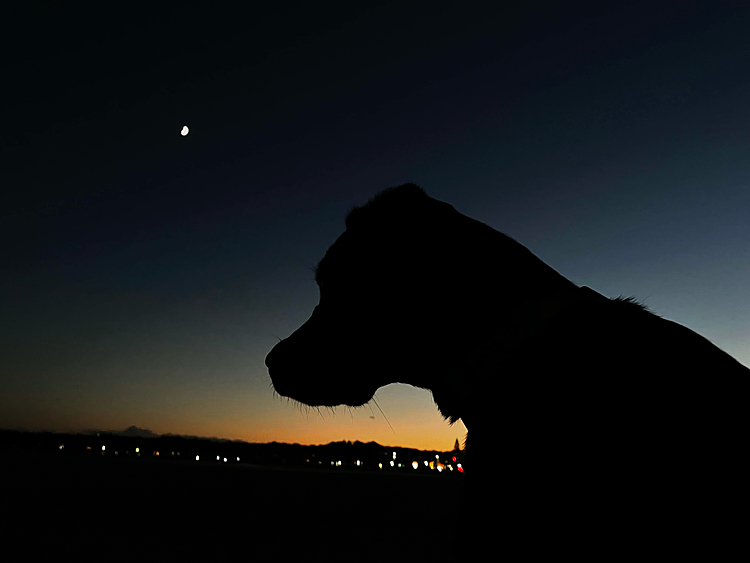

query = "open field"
4;449;464;558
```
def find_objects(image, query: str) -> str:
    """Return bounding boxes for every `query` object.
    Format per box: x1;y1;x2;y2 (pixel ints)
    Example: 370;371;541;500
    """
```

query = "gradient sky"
2;1;748;451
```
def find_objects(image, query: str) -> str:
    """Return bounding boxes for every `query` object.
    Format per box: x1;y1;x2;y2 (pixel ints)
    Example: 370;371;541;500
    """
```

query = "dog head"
265;184;573;416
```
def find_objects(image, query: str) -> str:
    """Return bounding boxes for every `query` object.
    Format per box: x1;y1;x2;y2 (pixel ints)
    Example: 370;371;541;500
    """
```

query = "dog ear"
345;183;456;230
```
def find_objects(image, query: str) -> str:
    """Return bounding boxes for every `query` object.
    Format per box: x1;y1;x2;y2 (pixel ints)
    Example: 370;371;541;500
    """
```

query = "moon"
181;125;189;136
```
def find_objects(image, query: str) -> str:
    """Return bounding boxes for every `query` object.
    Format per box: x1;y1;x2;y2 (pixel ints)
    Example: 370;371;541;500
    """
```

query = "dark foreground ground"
4;449;465;559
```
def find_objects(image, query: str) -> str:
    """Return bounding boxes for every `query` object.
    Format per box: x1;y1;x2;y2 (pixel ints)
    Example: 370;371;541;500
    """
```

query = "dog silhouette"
266;184;746;555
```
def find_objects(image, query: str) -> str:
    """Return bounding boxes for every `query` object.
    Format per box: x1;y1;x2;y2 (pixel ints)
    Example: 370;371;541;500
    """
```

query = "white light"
223;457;227;463
135;448;139;453
392;452;396;459
390;461;394;467
102;446;105;451
412;461;418;469
181;125;189;136
196;455;200;461
236;457;240;461
217;456;220;461
59;445;64;450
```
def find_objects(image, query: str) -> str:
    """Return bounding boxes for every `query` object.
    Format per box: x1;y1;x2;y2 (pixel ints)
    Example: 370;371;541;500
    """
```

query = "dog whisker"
372;397;397;436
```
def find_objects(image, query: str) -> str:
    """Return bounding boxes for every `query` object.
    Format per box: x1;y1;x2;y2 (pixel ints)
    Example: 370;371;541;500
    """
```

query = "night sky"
2;1;748;451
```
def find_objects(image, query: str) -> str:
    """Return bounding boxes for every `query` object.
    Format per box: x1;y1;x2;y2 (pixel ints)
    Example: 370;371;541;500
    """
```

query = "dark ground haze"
6;449;463;558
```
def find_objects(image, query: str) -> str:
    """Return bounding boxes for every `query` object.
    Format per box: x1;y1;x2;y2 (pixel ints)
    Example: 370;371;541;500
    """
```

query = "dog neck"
447;285;609;430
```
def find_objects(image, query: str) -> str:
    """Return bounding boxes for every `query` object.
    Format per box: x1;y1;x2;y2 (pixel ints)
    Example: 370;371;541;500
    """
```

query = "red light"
452;456;457;462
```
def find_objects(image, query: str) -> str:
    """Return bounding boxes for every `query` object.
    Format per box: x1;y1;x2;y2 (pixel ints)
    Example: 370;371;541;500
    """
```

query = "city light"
18;431;465;480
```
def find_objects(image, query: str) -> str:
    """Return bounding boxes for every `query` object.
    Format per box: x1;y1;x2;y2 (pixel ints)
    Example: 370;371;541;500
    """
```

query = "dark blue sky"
2;0;748;449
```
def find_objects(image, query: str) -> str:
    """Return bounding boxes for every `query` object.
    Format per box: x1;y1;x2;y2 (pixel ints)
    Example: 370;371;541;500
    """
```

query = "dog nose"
266;340;300;398
265;343;279;370
266;338;295;374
